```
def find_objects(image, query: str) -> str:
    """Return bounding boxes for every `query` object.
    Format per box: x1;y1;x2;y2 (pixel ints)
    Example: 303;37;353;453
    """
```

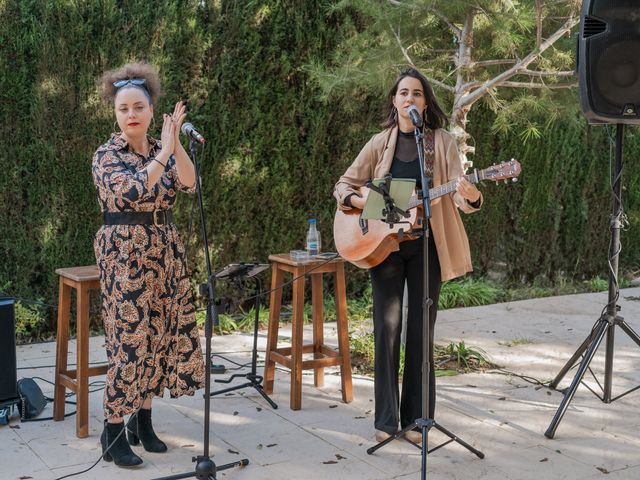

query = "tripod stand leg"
253;384;278;409
433;422;484;459
548;330;594;389
216;458;250;472
618;319;640;347
545;318;610;439
210;381;254;397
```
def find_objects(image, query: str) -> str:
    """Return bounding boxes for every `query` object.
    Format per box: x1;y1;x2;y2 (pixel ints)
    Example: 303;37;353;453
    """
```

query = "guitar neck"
407;170;481;209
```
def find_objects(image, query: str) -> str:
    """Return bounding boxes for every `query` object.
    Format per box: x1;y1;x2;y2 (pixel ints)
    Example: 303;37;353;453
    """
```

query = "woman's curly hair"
99;62;162;105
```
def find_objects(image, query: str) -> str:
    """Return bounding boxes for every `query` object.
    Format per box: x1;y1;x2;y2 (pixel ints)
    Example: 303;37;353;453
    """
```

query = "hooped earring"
392;107;398;123
151;116;156;131
113;120;119;132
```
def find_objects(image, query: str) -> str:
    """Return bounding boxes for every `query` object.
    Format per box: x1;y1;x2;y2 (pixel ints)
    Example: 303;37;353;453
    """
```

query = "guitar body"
333;208;420;269
333;159;521;269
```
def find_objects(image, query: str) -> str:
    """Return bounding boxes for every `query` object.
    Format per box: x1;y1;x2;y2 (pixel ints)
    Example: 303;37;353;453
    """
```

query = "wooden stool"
263;253;353;410
53;265;107;438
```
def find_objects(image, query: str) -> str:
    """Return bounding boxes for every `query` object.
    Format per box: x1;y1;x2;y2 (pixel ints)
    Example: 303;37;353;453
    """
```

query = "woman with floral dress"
93;62;204;467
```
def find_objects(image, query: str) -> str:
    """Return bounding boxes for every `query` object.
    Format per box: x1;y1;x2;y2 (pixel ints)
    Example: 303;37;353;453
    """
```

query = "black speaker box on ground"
0;298;18;401
578;0;640;124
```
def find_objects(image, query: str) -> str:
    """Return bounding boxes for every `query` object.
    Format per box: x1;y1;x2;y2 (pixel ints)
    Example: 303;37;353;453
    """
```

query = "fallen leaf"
322;460;338;465
329;405;337;409
228;449;239;455
597;467;609;474
181;444;195;448
335;454;346;460
266;443;277;448
539;458;548;463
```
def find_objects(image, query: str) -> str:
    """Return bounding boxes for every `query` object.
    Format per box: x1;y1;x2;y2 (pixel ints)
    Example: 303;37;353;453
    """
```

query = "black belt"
103;210;174;226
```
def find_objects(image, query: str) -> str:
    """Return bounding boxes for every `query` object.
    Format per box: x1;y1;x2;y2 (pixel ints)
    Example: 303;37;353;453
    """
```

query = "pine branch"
390;23;455;92
429;6;462;39
391;25;416;67
460;14;580;106
472;59;518;68
426;76;456;93
387;1;462;39
536;0;543;48
520;69;575;77
500;81;578;89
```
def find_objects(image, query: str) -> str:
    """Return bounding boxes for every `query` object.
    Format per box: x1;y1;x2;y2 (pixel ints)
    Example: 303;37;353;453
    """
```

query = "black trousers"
370;233;441;434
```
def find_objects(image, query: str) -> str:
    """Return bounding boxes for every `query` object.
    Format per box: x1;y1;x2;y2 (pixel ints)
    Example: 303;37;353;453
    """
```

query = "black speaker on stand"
545;0;640;438
578;0;640;124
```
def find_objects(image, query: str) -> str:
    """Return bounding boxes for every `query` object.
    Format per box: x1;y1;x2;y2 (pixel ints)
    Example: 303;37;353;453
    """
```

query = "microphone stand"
153;139;248;480
366;124;483;479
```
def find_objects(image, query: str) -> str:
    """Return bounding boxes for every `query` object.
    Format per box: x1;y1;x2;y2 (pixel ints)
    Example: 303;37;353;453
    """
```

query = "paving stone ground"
3;288;640;479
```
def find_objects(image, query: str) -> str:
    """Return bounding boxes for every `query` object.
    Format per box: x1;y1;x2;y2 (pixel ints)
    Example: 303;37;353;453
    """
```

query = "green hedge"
2;1;640;335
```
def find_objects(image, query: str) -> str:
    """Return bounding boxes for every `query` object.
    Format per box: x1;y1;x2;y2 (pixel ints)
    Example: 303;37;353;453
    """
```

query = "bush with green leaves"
4;1;640;343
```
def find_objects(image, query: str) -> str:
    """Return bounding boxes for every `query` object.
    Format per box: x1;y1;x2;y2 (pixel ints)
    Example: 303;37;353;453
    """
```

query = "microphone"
181;122;205;143
407;105;423;128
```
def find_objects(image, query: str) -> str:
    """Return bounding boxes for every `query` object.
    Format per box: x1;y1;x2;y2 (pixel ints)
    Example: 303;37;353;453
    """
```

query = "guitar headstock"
480;158;521;182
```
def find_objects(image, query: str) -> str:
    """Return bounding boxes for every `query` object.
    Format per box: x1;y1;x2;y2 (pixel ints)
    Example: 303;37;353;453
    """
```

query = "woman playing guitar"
333;68;482;444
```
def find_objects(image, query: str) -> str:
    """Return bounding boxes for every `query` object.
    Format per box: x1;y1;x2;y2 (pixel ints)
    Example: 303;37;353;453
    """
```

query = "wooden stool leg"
263;267;284;394
311;273;324;388
290;268;305;410
75;284;91;438
335;263;353;403
54;278;71;421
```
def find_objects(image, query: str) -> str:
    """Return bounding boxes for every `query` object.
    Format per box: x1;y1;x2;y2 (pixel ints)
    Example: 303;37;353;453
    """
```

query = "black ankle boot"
101;420;143;467
127;408;168;453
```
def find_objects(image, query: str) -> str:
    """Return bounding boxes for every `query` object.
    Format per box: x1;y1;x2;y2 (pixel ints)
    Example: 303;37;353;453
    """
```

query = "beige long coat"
333;126;481;281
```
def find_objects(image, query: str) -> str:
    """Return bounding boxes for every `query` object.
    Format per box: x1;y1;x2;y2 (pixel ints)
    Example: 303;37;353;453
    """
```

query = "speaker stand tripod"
210;263;277;409
545;124;640;439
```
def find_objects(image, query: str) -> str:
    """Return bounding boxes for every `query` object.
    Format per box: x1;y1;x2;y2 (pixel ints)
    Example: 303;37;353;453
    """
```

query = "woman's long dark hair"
381;68;449;130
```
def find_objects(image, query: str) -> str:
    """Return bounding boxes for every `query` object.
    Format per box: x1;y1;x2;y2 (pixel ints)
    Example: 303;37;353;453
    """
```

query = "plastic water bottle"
306;218;320;256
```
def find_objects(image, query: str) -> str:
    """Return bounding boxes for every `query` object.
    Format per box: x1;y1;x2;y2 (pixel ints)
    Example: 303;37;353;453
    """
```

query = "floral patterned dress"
92;133;204;418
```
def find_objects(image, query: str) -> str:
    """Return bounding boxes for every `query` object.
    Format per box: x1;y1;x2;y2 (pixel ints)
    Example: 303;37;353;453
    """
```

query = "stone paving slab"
3;288;640;479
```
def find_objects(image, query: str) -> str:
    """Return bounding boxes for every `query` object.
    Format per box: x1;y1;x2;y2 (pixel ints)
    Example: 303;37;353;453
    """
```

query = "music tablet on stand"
361;177;415;220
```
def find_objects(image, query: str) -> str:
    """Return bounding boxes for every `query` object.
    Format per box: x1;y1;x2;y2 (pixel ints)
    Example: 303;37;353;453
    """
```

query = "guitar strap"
423;127;435;180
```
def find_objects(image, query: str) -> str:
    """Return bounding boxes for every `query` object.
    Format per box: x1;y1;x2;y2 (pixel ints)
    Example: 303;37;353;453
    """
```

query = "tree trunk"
450;101;474;169
451;7;476;169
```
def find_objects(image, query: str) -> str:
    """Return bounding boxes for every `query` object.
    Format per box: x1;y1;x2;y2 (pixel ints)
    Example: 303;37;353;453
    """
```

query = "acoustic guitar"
333;159;521;269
